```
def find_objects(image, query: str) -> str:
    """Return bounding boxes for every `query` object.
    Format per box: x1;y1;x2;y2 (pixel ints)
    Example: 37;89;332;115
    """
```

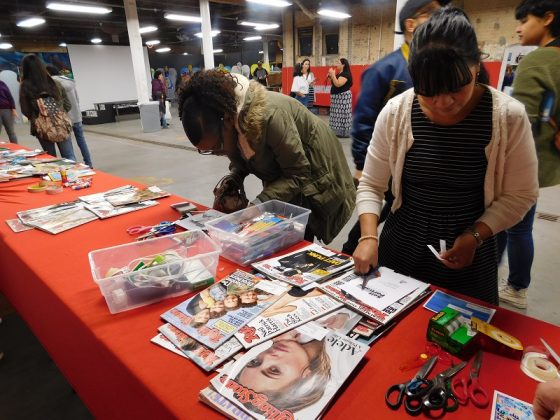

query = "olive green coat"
229;78;355;244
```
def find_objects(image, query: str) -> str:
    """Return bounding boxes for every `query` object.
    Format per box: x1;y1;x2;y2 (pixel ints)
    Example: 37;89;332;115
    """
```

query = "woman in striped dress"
328;58;353;137
352;7;539;304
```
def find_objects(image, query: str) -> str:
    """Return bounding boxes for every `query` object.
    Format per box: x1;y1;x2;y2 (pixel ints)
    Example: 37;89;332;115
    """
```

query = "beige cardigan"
356;86;539;235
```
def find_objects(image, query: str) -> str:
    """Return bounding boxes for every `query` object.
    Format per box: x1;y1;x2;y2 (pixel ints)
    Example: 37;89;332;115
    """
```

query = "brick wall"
282;0;520;67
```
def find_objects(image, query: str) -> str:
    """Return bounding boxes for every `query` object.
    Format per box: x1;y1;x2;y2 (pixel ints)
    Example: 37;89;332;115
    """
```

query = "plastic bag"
165;100;172;122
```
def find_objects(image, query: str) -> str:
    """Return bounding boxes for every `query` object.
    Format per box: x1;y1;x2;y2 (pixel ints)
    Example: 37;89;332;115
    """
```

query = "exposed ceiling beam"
293;0;316;20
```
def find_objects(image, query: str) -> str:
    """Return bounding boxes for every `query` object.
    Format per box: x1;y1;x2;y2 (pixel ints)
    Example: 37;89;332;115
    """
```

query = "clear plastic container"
204;200;311;266
89;231;221;313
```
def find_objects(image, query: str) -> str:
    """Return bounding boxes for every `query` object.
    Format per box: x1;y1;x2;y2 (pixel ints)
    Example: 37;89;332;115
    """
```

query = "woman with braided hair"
179;70;355;244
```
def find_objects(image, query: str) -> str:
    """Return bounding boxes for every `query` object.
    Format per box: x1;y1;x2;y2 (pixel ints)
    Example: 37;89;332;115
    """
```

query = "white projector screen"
67;44;151;111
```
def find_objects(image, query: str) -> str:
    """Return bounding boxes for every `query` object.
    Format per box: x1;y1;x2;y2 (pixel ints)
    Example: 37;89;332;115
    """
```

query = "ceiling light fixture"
16;17;46;28
195;30;220;38
243;35;262;41
145;39;160;46
255;24;280;31
182;52;189;55
213;49;223;53
0;43;13;50
59;42;67;47
46;2;111;14
139;26;157;34
156;47;171;53
247;0;291;7
91;38;102;44
259;50;264;54
317;9;351;19
164;13;202;23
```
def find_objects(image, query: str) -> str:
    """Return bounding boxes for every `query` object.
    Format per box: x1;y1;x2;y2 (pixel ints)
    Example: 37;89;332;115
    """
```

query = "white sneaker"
499;285;527;309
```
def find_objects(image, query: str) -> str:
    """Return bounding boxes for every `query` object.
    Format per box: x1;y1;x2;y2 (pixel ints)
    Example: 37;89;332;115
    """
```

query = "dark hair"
45;64;60;76
515;0;560;37
409;7;482;96
20;54;60;100
293;62;302;77
153;70;162;80
302;58;312;75
179;70;240;146
339;58;351;74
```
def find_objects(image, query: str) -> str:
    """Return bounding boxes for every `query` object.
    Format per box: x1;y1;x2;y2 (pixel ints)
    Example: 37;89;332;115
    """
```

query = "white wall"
67;44;151;111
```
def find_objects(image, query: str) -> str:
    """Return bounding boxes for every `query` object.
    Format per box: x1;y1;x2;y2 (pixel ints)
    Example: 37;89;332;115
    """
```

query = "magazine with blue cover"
161;270;288;350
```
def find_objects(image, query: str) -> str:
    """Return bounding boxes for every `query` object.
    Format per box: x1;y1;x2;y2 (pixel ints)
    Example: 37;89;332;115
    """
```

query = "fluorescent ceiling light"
0;43;13;50
156;47;171;53
182;52;189;55
59;42;67;47
318;9;351;19
195;30;220;38
16;17;46;28
46;3;111;14
243;35;262;41
259;50;264;54
145;39;160;46
255;24;279;30
139;26;157;34
91;38;102;44
164;13;201;22
247;0;291;7
213;49;223;53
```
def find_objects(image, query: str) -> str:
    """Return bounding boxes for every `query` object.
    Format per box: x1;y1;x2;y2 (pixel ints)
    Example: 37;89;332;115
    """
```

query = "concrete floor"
1;113;559;418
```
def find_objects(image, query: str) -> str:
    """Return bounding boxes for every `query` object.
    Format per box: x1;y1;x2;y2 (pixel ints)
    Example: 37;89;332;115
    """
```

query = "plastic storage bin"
89;231;221;314
204;200;311;266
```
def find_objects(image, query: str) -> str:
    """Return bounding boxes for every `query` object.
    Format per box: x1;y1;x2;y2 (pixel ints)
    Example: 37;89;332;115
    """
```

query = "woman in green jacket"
179;70;355;244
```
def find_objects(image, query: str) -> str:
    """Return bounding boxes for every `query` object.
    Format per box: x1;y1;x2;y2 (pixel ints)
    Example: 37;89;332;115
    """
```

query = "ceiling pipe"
292;0;316;20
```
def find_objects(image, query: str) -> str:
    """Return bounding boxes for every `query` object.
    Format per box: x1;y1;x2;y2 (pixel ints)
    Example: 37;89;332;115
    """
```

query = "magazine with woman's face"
211;330;369;420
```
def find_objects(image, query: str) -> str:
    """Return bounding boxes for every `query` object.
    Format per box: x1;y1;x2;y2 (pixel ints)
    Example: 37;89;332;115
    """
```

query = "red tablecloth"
1;143;558;419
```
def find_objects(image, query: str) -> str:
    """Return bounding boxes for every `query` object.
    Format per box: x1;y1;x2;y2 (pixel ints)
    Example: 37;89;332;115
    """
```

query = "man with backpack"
498;0;560;308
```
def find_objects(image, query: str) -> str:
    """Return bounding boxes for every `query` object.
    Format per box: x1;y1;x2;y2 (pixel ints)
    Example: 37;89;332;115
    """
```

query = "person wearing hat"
342;0;449;255
252;61;269;87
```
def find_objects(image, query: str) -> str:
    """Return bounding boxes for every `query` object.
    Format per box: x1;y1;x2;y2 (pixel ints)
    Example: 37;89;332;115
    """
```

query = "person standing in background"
342;0;449;255
152;70;168;129
19;54;76;160
252;61;269;87
290;63;309;107
46;65;93;168
301;58;315;110
176;67;191;120
497;0;560;309
328;58;353;138
0;80;18;143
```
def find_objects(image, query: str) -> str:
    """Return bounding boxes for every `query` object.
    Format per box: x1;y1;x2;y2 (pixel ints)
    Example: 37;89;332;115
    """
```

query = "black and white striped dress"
378;88;498;304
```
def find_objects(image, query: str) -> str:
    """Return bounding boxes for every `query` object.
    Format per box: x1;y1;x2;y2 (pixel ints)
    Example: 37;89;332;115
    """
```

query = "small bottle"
60;169;68;183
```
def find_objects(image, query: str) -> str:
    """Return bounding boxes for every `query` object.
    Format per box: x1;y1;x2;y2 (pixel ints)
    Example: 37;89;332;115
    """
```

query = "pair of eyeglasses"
197;117;225;155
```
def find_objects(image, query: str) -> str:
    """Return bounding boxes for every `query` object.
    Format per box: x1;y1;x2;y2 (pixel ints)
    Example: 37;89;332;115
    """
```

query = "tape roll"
489;328;523;350
46;185;63;195
27;183;49;193
520;351;560;382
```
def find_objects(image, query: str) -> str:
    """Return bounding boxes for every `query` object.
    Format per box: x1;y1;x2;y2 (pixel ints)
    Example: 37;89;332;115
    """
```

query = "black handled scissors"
406;361;468;416
385;356;437;414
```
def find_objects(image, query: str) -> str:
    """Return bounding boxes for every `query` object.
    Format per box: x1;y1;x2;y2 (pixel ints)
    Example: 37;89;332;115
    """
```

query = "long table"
1;143;558;419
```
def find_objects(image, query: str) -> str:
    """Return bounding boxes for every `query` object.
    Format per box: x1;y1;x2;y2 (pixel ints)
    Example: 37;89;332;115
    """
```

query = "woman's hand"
328;68;336;78
352;239;379;274
440;233;478;270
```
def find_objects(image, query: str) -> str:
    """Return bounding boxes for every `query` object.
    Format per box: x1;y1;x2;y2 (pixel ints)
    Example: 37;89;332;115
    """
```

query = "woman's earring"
476;72;480;86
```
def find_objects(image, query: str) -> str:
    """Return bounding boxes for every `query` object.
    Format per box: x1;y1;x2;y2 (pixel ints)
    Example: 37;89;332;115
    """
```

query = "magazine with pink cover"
234;286;344;349
200;385;256;420
161;270;288;350
319;268;430;325
251;243;353;287
210;330;369;420
158;323;243;371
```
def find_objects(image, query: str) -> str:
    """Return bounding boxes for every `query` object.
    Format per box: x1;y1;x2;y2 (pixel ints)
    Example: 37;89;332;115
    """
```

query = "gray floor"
1;113;559;418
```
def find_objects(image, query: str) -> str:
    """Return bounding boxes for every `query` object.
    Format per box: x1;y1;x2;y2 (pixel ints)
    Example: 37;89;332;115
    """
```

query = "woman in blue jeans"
19;54;76;160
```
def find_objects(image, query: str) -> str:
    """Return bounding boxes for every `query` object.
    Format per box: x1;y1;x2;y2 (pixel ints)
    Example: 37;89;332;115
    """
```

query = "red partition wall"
282;61;502;109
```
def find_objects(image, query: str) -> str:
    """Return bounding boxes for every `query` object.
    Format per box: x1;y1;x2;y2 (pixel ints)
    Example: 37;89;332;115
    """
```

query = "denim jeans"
296;95;309;107
72;122;93;167
37;136;76;161
497;204;536;289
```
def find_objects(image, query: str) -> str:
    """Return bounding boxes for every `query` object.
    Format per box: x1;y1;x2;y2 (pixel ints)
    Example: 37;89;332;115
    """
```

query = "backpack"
34;93;72;143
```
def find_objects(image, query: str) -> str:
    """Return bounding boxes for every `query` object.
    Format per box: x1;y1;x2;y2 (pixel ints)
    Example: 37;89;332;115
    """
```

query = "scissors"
127;221;176;240
385;356;438;414
451;350;489;408
357;265;381;289
406;361;468;415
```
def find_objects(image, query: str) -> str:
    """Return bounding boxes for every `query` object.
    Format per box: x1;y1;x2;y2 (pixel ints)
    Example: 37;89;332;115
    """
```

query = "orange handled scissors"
451;349;489;408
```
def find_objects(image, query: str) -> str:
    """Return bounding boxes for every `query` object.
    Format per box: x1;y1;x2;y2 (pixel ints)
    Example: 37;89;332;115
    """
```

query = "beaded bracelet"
358;235;378;243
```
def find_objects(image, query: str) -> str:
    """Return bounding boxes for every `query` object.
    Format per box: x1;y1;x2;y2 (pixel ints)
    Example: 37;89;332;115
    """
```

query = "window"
298;27;313;57
322;22;339;55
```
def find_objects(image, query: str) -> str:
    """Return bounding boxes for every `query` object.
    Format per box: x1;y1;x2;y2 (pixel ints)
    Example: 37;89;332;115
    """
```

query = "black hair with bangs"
515;0;560;37
409;7;482;97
